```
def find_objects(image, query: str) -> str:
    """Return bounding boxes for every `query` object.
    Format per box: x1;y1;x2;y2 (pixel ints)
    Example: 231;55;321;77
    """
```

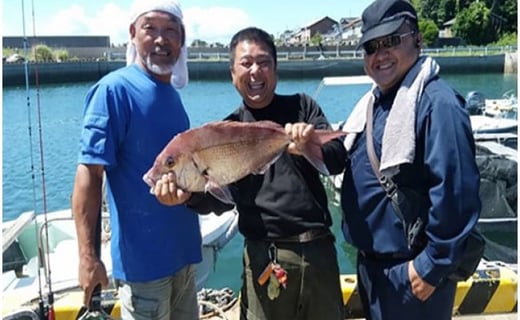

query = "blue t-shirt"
78;64;202;282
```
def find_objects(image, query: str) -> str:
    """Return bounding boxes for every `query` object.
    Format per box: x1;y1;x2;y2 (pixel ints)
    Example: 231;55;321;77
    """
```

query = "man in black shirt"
224;26;347;320
155;27;347;320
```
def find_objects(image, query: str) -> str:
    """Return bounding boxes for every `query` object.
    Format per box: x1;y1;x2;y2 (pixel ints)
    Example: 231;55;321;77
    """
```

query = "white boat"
2;207;239;317
483;90;517;119
470;114;517;134
466;91;518;134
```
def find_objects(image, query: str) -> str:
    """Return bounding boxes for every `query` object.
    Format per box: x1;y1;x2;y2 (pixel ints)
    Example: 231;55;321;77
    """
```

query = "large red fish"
143;120;346;203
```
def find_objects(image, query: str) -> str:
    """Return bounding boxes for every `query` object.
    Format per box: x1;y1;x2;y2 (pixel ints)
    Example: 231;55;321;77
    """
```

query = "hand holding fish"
285;122;317;156
153;172;192;206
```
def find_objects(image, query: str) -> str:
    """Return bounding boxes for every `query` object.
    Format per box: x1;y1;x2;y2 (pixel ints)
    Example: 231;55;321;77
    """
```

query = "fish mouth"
142;173;156;189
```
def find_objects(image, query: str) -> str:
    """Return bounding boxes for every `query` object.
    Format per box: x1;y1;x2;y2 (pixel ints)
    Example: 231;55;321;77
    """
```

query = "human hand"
408;261;436;301
285;122;316;155
78;254;109;306
153;172;192;206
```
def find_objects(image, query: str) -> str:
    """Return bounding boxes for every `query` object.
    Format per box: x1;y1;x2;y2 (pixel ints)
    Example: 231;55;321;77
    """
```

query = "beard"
140;54;176;76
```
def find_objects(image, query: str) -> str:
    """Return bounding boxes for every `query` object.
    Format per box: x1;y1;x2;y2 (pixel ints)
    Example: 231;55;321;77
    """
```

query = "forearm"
322;138;347;175
72;164;104;258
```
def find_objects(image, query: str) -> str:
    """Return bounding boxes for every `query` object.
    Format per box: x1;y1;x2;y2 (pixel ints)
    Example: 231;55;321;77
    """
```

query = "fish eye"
165;156;175;168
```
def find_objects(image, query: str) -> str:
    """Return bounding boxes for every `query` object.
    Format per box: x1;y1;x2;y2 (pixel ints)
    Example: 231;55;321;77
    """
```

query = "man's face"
230;40;277;109
131;11;184;82
363;24;420;93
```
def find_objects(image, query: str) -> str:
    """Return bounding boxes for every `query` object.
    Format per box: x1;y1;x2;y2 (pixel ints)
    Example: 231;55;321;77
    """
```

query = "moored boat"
2;208;239;318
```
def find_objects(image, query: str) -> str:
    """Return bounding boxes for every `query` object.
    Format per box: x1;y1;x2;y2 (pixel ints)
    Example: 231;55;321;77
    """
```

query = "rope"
198;300;229;320
198;288;237;319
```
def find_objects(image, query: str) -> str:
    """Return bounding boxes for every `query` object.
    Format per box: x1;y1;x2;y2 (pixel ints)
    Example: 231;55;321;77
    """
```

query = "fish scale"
143;120;347;203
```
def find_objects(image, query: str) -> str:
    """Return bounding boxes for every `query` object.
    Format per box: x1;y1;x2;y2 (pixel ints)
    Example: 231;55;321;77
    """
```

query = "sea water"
3;73;517;291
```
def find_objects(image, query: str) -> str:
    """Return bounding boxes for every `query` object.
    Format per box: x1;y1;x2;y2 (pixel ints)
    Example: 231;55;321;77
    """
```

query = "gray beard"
141;55;176;76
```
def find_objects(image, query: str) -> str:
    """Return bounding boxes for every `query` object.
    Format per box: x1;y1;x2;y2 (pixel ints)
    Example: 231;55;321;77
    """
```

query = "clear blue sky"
2;0;373;45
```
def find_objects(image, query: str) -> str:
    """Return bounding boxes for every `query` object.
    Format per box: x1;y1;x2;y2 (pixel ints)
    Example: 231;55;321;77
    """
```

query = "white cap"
125;0;188;89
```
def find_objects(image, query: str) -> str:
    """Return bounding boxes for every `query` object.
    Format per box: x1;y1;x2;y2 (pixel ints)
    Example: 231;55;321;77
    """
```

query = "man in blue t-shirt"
72;1;202;319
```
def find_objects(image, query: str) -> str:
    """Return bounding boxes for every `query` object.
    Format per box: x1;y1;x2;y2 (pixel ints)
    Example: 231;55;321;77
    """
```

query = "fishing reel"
78;294;115;320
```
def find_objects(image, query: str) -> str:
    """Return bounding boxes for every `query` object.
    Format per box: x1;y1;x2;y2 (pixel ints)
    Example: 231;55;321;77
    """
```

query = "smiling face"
363;22;421;94
230;40;277;109
130;10;184;82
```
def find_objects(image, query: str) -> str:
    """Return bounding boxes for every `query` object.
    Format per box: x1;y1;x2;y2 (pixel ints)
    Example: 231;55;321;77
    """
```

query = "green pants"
240;235;344;320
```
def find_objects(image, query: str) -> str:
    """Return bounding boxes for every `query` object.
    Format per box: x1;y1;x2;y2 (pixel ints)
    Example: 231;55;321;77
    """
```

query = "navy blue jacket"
340;77;481;286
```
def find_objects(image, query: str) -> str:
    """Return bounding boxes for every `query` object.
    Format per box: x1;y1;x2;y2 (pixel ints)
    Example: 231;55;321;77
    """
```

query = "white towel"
343;56;440;177
125;0;188;89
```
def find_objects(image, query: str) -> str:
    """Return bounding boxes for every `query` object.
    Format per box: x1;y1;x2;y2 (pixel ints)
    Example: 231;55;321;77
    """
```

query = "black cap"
357;0;418;50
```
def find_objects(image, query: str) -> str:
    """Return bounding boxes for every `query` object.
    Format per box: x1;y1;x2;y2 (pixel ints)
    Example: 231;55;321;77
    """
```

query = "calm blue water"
3;73;517;291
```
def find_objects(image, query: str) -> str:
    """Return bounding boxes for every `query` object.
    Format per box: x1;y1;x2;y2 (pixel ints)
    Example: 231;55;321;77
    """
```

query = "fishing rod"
20;0;47;319
23;0;55;318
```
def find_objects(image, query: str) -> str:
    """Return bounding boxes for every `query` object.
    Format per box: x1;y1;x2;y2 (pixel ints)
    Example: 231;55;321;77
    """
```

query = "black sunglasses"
363;31;415;55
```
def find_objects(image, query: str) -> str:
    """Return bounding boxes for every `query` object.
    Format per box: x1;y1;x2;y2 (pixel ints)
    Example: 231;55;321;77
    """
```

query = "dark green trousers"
240;235;344;320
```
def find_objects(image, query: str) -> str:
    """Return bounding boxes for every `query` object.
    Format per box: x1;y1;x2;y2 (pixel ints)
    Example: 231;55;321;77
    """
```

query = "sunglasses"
363;31;415;55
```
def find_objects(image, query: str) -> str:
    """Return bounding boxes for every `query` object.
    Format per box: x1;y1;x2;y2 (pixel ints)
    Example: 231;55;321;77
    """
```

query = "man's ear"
415;33;423;48
129;23;136;40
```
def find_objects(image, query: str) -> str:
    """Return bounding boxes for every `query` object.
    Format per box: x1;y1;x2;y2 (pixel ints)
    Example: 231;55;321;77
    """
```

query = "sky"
2;0;373;46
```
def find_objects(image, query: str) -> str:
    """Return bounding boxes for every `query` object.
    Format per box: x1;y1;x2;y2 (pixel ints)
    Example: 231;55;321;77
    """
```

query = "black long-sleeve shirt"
189;93;347;240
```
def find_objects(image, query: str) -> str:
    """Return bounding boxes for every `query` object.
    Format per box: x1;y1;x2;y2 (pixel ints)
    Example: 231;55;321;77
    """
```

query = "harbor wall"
504;52;518;74
2;54;513;87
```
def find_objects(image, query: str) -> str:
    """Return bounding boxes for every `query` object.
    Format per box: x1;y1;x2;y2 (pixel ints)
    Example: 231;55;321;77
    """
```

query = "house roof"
303;16;339;29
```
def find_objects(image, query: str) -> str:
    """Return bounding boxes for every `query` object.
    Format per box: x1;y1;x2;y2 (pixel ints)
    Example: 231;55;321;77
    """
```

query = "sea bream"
143;120;346;203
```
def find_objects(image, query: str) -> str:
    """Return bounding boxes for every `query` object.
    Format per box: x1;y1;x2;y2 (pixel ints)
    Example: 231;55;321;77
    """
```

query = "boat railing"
478;217;518;224
313;75;373;98
3;309;40;320
36;213;110;283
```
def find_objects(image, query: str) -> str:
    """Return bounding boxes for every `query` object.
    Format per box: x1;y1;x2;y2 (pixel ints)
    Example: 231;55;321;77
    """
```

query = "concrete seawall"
504;52;517;73
2;54;512;87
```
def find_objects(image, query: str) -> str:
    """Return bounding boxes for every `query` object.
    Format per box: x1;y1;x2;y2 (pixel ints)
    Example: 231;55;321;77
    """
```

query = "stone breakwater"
2;54;514;87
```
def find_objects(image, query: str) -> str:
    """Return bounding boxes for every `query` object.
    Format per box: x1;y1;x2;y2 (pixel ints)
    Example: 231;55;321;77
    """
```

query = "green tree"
453;2;496;45
191;39;208;47
34;44;54;62
310;33;323;46
415;0;516;45
55;49;69;62
492;0;518;34
418;19;439;47
416;0;472;25
493;32;518;46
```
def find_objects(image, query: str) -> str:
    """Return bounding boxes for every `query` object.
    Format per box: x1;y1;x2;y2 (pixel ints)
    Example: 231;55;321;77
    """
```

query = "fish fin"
301;142;330;175
251;152;284;174
205;180;236;205
300;130;347;176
